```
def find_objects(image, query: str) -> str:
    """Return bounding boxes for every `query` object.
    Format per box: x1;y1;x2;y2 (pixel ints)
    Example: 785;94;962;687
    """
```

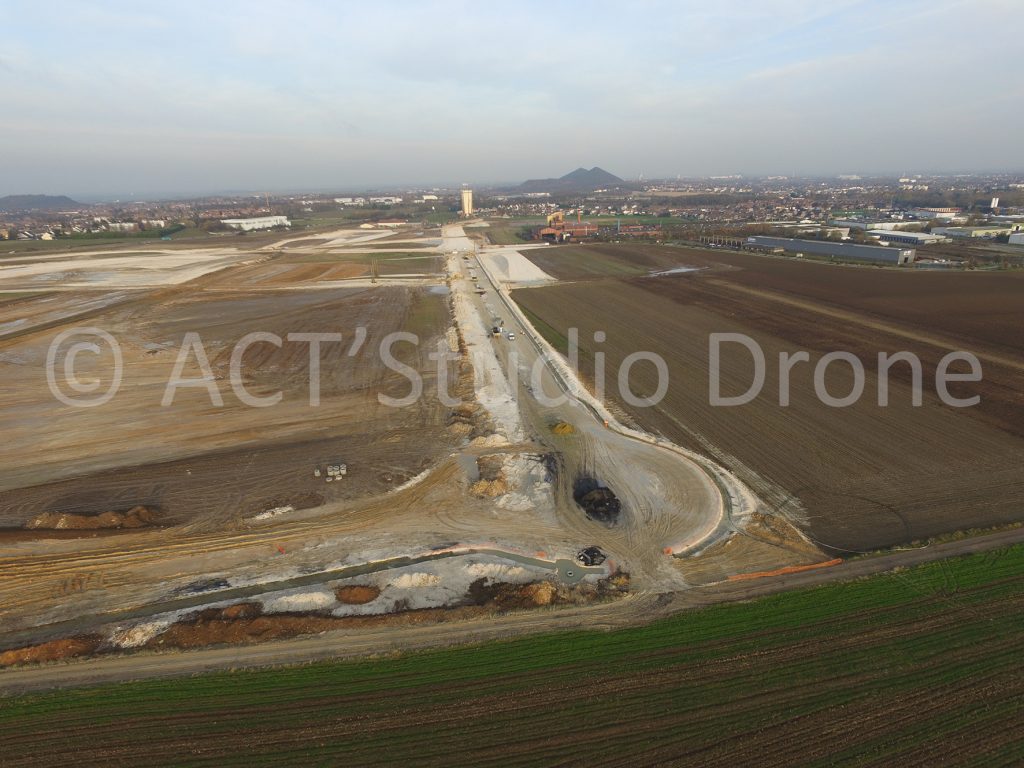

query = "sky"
3;0;1023;199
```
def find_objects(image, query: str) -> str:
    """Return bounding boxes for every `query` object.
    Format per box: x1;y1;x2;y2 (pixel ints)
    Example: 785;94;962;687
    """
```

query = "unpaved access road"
448;226;764;592
4;524;1022;695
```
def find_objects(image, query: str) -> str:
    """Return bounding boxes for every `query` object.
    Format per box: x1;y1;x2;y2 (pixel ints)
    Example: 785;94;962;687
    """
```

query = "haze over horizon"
4;0;1023;199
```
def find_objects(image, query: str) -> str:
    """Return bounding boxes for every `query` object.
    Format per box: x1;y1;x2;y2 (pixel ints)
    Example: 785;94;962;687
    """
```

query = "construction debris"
315;462;347;483
574;479;622;526
470;454;508;498
467;572;630;609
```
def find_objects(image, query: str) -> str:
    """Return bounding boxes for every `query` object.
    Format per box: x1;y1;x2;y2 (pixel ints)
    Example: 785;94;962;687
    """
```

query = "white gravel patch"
465;562;529;579
250;505;294;521
495;454;553;514
390;572;441;588
262;589;336;613
109;617;176;648
390;468;432;493
478;249;555;284
0;249;243;288
327;553;554;614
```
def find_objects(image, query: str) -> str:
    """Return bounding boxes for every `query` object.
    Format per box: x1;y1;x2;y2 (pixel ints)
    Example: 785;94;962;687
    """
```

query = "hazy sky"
3;0;1023;198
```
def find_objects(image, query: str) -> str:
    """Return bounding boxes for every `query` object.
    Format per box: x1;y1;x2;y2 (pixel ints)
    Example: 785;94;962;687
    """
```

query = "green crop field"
423;210;456;225
522;243;684;279
587;214;683;226
484;223;532;245
2;545;1023;766
0;238;130;255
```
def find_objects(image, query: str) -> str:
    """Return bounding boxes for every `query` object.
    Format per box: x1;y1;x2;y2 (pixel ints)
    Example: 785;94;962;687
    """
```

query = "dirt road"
451;226;754;590
4;525;1022;695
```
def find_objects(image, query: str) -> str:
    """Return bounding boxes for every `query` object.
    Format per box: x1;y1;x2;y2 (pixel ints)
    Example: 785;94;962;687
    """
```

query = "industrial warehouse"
865;230;947;246
745;235;916;264
220;215;291;231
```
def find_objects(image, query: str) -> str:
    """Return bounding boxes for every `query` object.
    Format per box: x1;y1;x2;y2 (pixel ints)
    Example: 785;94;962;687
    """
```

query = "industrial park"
2;2;1024;766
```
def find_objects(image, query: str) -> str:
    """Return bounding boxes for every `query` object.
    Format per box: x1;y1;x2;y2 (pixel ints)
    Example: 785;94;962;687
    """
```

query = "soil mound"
470;478;508;498
471;454;508;497
335;585;381;604
25;505;159;531
219;602;263;620
0;635;102;667
447;402;493;439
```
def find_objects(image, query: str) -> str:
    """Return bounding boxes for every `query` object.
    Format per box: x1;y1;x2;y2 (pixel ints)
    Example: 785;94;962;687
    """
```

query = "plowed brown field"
0;285;455;531
517;244;1024;551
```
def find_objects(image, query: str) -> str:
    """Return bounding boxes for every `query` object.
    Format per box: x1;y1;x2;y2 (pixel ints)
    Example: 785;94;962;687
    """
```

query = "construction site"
3;217;1021;695
2;216;1024;768
6;4;1024;762
0;216;837;676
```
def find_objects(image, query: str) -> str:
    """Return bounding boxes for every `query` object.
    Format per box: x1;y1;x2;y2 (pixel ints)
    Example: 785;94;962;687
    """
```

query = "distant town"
4;168;1023;269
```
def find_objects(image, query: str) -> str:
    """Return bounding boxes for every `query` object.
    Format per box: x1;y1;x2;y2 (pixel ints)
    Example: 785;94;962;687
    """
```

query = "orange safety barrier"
727;558;842;581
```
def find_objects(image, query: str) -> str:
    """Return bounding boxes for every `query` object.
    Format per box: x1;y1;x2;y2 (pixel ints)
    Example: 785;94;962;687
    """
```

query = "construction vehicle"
577;546;607;566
